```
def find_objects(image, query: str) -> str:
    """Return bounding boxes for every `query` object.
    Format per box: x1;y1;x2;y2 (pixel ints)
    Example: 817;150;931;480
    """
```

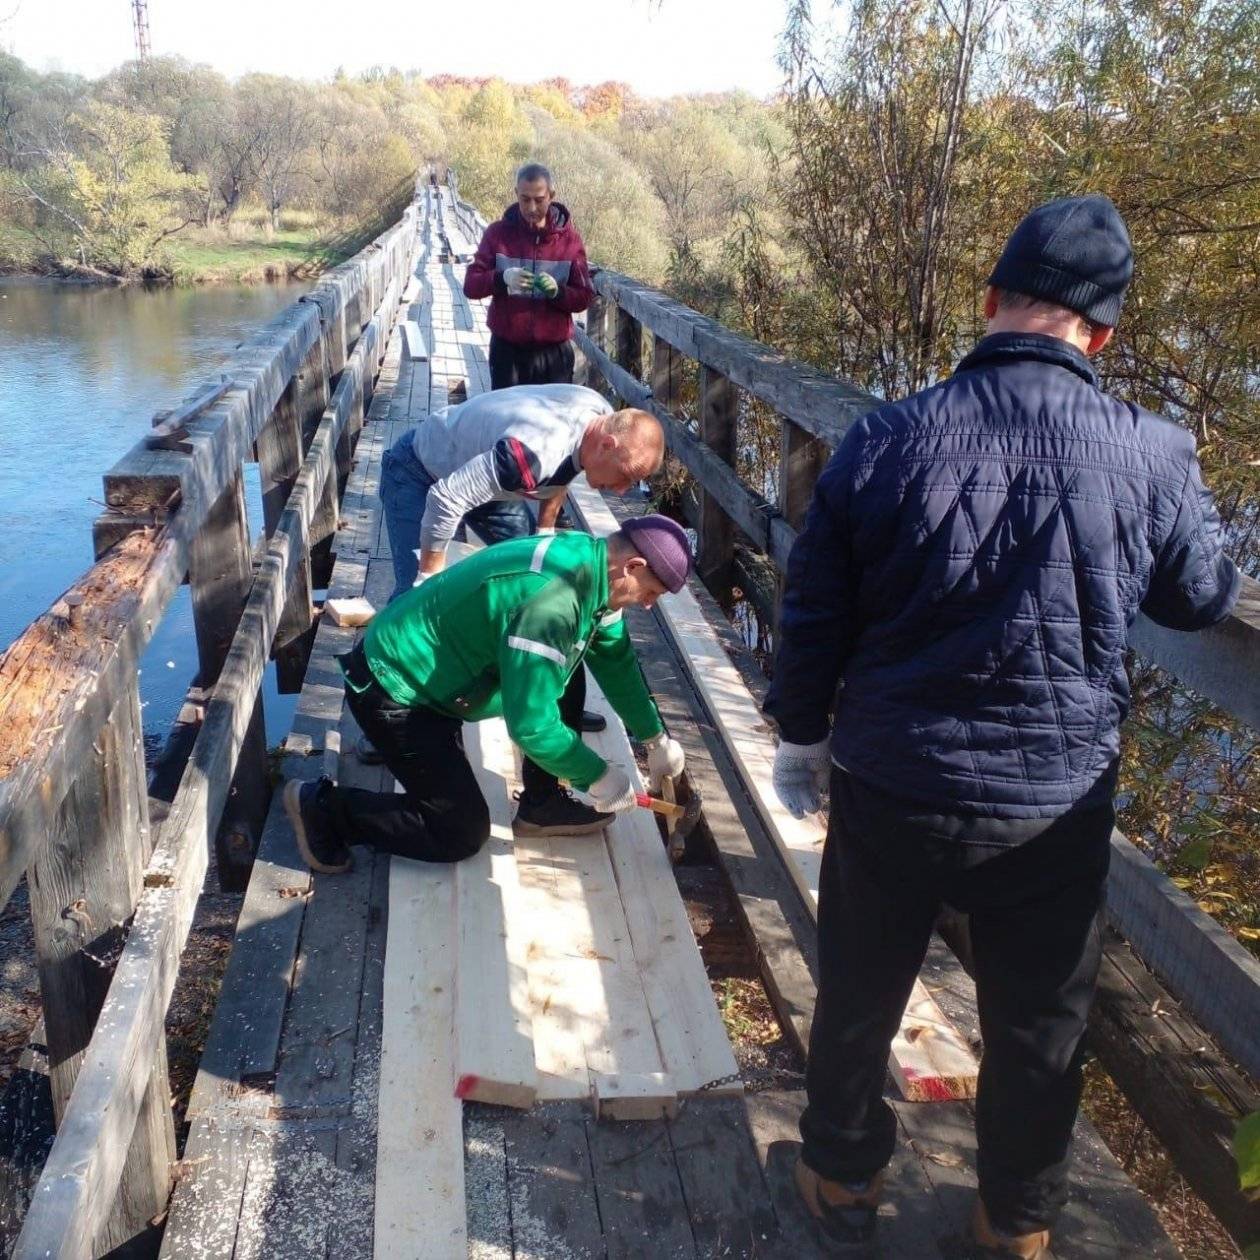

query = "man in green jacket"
283;516;690;870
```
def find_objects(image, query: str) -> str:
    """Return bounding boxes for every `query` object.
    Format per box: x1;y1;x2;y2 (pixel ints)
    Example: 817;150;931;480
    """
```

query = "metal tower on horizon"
131;0;151;62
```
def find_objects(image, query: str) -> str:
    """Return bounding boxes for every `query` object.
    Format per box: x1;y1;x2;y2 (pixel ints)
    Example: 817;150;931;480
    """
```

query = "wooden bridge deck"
158;186;1180;1259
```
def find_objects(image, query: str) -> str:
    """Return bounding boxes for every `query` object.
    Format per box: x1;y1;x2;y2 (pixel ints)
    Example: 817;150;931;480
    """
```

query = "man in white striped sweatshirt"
373;381;666;835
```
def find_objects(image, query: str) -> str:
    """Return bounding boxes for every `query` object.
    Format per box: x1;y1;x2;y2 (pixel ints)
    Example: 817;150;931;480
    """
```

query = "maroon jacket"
464;203;594;347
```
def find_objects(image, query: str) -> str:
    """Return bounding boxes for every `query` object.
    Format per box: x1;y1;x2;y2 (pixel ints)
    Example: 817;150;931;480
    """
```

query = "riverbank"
0;222;352;286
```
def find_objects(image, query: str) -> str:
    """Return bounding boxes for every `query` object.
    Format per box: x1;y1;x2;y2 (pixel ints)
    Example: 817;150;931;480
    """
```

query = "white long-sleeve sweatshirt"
410;383;612;551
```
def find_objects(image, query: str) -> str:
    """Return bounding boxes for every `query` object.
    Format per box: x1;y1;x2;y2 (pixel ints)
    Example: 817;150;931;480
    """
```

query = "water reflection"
0;276;308;751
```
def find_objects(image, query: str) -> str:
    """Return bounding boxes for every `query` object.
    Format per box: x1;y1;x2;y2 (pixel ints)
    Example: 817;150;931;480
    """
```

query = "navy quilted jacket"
765;332;1240;818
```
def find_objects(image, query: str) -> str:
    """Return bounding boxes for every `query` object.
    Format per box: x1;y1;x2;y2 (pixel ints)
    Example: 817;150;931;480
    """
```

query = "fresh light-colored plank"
582;682;741;1097
568;477;979;1103
513;825;674;1105
455;719;537;1109
375;858;465;1258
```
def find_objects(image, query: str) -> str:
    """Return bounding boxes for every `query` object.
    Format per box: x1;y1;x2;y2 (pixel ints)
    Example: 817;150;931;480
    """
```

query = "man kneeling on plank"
283;516;689;869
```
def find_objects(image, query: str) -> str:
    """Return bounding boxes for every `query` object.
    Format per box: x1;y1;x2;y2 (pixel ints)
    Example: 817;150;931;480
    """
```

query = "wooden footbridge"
0;174;1257;1258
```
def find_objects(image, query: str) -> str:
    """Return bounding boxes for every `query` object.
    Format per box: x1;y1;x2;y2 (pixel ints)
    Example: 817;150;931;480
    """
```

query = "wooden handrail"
0;186;421;1256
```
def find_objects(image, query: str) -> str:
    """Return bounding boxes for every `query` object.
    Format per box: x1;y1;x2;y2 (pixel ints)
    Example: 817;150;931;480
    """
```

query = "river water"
0;276;309;754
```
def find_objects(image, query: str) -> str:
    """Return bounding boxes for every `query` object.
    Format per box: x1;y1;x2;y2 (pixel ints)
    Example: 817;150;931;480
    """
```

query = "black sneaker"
283;777;353;874
512;789;613;837
579;709;607;734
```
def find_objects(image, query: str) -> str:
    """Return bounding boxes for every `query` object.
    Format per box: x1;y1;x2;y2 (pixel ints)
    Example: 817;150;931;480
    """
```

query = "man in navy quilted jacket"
765;196;1240;1257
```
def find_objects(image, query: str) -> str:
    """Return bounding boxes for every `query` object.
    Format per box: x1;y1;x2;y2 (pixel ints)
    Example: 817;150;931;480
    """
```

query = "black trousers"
802;766;1112;1236
488;334;575;390
325;646;585;861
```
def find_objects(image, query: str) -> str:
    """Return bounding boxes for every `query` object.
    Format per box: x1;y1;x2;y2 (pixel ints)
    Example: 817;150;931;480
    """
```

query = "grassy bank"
0;209;360;285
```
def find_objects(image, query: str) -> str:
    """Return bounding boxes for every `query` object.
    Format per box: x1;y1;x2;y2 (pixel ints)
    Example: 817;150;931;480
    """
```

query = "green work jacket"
355;532;663;790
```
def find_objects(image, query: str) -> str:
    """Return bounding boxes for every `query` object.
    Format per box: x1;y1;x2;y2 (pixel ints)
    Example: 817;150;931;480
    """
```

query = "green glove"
533;272;559;298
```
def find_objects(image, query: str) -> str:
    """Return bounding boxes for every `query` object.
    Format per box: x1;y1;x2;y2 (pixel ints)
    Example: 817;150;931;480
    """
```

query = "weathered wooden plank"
585;1114;695;1258
1090;931;1260;1249
665;1096;778;1258
401;318;429;361
573;328;792;570
375;858;464;1259
593;268;879;447
1129;571;1260;730
501;1103;605;1259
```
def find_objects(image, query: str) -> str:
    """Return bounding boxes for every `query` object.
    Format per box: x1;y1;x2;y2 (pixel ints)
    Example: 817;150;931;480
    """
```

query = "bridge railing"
0;185;422;1259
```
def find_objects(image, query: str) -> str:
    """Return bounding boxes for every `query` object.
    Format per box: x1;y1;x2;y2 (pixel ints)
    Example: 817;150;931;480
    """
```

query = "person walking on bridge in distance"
284;519;689;871
375;382;666;836
765;195;1240;1257
464;162;594;390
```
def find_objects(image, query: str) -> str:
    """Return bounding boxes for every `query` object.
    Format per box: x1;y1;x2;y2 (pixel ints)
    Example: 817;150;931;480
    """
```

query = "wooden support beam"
25;682;175;1256
651;333;682;410
614;305;643;400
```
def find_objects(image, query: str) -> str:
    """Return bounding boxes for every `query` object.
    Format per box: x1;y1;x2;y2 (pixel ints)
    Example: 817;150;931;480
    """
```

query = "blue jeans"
380;431;532;600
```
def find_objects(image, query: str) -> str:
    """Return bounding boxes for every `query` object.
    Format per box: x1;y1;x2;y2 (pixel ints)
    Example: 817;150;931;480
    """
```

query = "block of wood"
325;597;376;627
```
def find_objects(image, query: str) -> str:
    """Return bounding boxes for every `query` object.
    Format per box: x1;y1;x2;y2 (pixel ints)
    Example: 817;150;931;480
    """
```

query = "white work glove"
535;525;556;536
502;266;532;295
533;271;559;298
588;764;636;814
772;738;830;819
644;732;685;791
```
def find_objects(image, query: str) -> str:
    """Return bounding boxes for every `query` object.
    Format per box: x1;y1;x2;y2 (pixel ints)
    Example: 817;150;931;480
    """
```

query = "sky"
0;0;794;98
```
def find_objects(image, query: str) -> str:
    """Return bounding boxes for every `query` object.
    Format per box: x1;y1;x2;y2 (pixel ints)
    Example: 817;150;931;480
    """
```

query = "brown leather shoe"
972;1198;1051;1259
794;1157;884;1248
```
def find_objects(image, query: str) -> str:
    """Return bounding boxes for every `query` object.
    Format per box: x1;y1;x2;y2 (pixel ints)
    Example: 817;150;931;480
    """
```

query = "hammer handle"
635;792;685;819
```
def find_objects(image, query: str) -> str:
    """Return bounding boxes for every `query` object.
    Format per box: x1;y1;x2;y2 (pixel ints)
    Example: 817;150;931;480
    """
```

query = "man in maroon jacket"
464;162;595;390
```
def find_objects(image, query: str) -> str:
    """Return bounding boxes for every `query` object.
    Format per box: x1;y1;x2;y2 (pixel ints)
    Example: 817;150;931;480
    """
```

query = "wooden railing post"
778;418;828;532
775;418;828;632
279;332;331;676
256;373;308;693
585;294;608;394
651;334;681;410
188;474;270;891
698;365;738;600
26;681;176;1252
615;307;643;405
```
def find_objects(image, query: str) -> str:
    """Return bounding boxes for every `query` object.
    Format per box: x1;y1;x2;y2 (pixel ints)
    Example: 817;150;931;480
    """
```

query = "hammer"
636;776;701;863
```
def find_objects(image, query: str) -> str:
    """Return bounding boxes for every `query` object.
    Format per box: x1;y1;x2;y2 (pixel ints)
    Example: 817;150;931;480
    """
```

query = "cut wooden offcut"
325;596;376;626
567;477;979;1103
592;1071;678;1121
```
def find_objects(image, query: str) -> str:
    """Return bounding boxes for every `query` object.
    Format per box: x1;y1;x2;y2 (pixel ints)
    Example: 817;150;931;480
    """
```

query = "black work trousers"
802;765;1112;1237
326;645;585;861
488;333;575;390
